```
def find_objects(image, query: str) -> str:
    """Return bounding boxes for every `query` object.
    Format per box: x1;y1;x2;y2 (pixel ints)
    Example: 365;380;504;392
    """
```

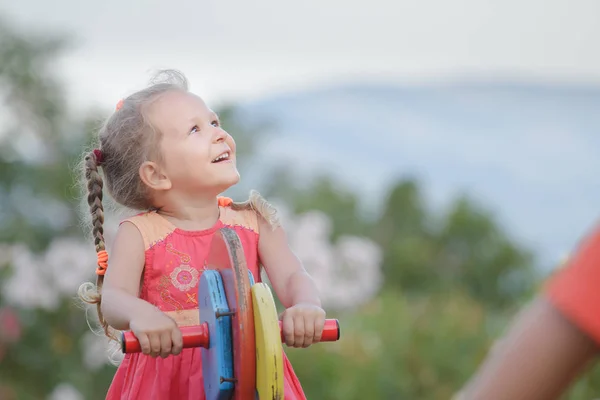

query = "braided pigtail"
230;190;280;230
229;191;279;283
77;150;116;341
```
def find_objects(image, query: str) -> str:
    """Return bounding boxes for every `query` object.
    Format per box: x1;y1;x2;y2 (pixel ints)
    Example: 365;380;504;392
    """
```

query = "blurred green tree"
0;17;114;399
0;17;78;251
374;180;537;308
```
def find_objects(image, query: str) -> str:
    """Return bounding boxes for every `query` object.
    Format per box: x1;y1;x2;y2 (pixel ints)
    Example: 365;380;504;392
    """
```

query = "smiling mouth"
211;152;230;163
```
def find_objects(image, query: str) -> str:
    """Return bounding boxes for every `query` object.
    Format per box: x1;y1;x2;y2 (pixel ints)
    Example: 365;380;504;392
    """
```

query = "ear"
139;161;172;191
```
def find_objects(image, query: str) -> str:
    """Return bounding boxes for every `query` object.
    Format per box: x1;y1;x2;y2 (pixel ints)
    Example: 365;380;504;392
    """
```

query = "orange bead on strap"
96;250;109;276
217;197;233;207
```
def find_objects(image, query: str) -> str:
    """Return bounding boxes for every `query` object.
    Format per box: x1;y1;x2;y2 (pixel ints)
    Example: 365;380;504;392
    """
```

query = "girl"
458;225;600;399
78;70;326;399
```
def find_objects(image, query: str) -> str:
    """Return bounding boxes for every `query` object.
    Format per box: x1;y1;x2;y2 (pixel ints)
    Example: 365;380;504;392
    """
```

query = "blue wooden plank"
199;270;234;400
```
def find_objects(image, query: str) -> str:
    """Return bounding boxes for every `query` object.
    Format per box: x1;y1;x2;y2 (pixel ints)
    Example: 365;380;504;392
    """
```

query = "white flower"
44;238;96;296
280;208;383;310
3;244;60;311
80;331;113;371
47;383;83;400
330;236;383;309
3;238;97;310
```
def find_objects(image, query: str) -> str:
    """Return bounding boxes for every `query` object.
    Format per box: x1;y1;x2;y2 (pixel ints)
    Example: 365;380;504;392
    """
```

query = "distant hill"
236;80;600;269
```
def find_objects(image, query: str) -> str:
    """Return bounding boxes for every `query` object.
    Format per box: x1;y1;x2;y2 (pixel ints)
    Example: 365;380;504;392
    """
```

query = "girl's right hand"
129;309;183;358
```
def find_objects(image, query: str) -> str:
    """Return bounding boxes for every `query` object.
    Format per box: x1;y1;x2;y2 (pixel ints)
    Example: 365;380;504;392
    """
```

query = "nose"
213;127;227;143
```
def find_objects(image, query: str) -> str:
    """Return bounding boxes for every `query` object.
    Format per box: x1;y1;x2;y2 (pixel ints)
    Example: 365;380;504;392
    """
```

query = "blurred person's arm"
458;296;597;400
459;227;600;399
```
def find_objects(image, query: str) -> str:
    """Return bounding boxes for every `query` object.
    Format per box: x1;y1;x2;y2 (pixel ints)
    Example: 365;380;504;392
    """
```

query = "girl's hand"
129;309;183;358
281;303;326;348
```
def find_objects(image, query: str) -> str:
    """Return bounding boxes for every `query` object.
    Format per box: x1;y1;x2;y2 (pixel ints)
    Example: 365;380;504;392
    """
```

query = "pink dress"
105;204;306;399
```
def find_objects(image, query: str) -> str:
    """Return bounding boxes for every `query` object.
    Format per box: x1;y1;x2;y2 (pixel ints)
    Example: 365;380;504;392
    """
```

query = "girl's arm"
459;296;597;400
101;221;182;357
100;221;155;330
257;216;325;348
257;217;321;309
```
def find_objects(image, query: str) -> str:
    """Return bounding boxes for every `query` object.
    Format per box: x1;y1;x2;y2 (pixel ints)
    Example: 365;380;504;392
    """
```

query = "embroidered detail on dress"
186;292;198;305
157;275;184;310
158;276;170;289
166;243;191;263
222;223;259;235
148;234;172;250
160;291;184;310
170;265;200;292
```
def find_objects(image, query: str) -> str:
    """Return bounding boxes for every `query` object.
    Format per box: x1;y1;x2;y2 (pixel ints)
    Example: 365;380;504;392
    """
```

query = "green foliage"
435;195;537;307
374;181;537;308
287;289;497;399
0;18;78;251
1;303;116;399
374;179;435;292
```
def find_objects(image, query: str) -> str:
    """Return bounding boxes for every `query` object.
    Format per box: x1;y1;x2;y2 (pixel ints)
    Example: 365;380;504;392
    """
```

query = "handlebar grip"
122;319;340;353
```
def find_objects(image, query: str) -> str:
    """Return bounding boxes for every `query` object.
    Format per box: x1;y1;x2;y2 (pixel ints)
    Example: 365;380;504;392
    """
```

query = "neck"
156;195;221;231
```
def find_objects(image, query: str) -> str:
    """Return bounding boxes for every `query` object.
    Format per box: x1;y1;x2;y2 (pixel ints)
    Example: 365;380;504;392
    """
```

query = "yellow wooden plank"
252;283;284;400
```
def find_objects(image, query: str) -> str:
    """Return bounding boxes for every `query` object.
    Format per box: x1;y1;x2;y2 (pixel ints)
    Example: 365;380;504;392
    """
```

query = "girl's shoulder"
120;211;176;250
219;204;260;234
117;192;276;249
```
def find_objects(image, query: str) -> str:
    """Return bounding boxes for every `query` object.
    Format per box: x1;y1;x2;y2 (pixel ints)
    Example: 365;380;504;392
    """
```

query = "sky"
1;0;600;109
1;0;599;266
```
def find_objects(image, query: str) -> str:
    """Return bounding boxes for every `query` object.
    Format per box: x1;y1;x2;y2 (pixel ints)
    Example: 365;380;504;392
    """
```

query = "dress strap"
120;211;176;250
219;204;259;234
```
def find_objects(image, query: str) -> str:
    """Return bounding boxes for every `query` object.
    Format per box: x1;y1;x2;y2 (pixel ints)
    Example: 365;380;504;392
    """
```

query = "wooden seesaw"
120;227;341;400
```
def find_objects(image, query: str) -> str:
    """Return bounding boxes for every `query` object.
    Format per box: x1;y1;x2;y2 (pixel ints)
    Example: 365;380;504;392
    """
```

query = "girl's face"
148;90;240;198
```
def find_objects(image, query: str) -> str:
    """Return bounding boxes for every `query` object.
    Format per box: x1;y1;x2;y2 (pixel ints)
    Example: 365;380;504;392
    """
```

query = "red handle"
122;319;340;353
121;323;210;354
279;319;340;343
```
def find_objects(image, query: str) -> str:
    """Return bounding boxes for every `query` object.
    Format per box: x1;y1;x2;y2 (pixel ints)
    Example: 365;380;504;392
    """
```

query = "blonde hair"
77;69;277;341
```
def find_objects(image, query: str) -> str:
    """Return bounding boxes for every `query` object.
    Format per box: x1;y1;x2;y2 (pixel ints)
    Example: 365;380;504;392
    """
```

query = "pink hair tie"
93;149;104;165
218;197;233;207
116;99;124;111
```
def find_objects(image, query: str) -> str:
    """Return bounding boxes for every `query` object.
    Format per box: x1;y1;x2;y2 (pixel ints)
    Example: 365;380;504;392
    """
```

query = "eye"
211;120;220;127
190;125;199;134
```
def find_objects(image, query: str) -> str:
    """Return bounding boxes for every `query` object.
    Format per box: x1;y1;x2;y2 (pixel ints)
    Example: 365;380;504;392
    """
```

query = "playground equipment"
121;227;340;399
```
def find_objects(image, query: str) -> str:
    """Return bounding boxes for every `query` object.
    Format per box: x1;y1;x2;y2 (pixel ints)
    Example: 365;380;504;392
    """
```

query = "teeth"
212;152;229;162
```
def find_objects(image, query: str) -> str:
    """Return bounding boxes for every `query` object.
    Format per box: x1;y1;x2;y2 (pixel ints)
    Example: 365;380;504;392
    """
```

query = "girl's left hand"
280;303;326;348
